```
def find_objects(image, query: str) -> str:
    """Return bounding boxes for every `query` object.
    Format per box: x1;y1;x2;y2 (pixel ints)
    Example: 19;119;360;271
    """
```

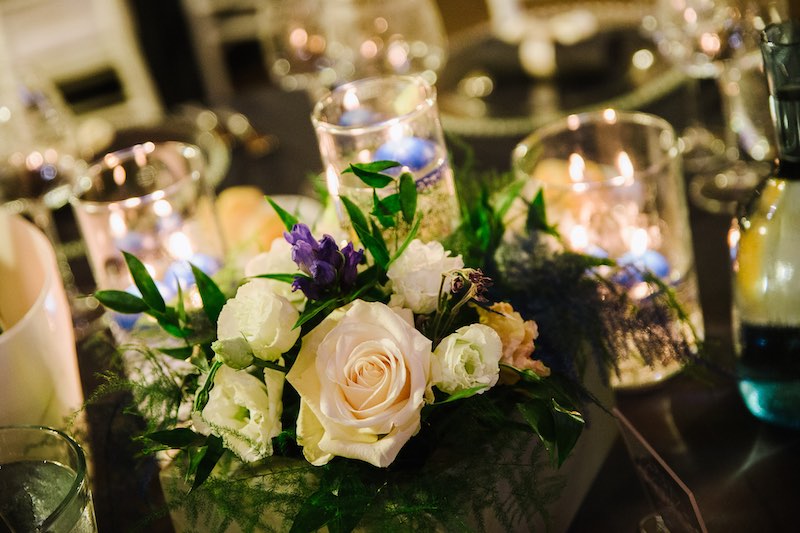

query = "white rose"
217;279;300;361
245;238;306;311
286;300;432;467
387;240;464;314
432;324;502;395
194;365;284;462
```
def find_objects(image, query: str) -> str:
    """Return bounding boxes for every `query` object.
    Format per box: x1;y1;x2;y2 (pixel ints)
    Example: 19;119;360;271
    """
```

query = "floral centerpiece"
94;159;698;532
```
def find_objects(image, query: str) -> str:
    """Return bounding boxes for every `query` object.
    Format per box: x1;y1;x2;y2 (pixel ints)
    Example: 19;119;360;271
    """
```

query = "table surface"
74;81;800;533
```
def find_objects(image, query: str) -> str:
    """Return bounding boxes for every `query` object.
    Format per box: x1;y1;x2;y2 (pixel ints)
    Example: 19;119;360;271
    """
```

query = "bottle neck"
771;92;800;179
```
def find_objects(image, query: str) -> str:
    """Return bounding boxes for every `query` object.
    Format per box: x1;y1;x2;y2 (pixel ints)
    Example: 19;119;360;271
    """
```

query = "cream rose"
217;279;300;362
193;365;283;462
245;238;306;310
286;300;432;467
432;324;502;394
387;239;464;314
476;302;549;376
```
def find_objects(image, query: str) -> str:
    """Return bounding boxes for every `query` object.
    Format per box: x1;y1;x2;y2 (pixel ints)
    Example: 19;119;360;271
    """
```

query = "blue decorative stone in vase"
374;137;437;171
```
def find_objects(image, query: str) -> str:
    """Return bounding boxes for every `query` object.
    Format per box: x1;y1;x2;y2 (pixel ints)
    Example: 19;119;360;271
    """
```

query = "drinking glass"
259;0;448;97
0;425;98;533
311;75;459;243
0;68;92;314
513;109;704;389
70;142;225;325
644;0;787;214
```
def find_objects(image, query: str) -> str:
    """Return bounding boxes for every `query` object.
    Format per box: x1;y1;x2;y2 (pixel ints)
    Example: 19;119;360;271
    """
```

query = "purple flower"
284;224;364;300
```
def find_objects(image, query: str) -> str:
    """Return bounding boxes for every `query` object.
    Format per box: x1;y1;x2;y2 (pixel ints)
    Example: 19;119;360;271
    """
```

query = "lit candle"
569;224;609;258
615;228;670;288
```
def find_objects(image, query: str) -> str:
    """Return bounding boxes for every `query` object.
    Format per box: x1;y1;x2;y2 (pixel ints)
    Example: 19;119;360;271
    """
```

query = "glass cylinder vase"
513;109;704;389
311;75;459;244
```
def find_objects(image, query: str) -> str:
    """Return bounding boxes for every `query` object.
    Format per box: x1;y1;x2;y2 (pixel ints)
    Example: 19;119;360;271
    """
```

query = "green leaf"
190;264;226;325
145;428;205;448
156;346;195;360
526;189;559;237
294;299;337;329
432;385;488;405
253;273;306;284
518;399;556;461
368;220;390;268
266;196;299;230
155;316;188;339
340;196;369;235
250;359;288;373
193;360;222;411
94;290;149;314
377;192;402;214
387;217;421;268
344;160;401;173
398;172;417;224
289;468;373;533
495;178;527;219
175;279;187;325
370;190;396;229
341;197;389;270
345;164;394;188
551;399;584;466
191;435;225;491
122;251;166;313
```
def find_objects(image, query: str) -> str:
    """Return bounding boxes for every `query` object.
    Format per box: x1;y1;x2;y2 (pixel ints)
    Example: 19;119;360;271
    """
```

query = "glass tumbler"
0;425;97;532
70;142;225;307
312;75;459;243
513;109;704;389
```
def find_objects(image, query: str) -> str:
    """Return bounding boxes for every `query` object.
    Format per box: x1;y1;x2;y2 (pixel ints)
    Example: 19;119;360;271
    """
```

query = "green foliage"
267;197;300;231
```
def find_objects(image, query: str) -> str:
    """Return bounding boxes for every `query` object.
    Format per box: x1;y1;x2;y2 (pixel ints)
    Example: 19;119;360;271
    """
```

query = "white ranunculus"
217;279;300;362
432;324;502;395
245;238;306;310
194;365;284;462
386;239;464;314
286;300;432;468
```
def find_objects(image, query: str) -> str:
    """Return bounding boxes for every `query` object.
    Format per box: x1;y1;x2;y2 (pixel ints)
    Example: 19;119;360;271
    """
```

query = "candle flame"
568;153;585;182
109;210;127;238
153;199;173;217
602;108;617;124
168;231;194;260
343;90;360;111
631;228;648;257
569;225;589;250
616;151;634;186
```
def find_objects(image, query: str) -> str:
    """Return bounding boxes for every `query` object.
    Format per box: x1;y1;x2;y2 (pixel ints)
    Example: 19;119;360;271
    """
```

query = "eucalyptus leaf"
398;172;417;224
94;290;149;314
267;196;299;231
122;251;166;313
191;264;226;326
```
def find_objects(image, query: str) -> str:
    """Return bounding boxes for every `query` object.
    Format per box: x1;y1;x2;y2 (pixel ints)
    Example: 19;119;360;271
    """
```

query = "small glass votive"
70;141;225;310
311;75;459;243
0;425;98;532
513;109;704;389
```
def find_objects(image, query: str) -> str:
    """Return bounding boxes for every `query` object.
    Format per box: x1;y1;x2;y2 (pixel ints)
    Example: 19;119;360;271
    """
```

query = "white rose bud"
217;279;300;362
212;336;254;369
194;366;284;462
387;240;464;314
432;324;502;395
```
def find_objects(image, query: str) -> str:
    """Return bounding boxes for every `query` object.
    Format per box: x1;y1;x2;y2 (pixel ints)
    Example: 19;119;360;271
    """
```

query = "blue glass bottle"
731;20;800;429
